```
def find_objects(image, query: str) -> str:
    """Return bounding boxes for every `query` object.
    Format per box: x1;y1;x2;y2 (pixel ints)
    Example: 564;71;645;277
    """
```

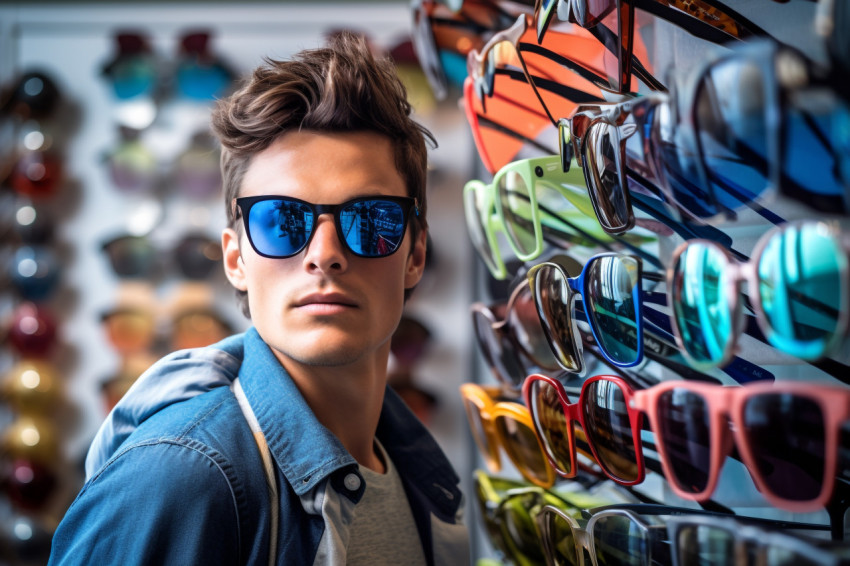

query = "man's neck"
277;352;389;474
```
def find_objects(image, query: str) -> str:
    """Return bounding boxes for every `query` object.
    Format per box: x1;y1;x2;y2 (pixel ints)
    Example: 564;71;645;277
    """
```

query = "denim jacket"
49;328;470;565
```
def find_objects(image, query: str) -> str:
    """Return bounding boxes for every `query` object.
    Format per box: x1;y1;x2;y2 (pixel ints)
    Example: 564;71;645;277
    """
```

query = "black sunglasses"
232;194;419;259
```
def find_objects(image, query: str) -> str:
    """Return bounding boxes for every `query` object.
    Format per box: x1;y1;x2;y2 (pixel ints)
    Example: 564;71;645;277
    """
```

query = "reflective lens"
494;414;551;485
499;168;538;256
657;388;711;494
584;255;640;365
532;263;582;371
241;197;411;258
528;379;574;475
742;393;825;502
671;242;735;366
592;514;648;566
463;398;500;471
472;308;524;388
756;223;845;359
584;122;632;233
696;58;770;214
502;492;547;563
582;379;639;482
464;182;500;275
541;509;580;566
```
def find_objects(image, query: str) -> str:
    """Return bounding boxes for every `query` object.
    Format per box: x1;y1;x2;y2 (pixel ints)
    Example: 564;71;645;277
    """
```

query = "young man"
49;33;469;565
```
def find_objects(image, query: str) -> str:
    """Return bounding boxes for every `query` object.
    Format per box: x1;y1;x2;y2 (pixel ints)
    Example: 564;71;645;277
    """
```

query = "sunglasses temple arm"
537;203;665;270
584;25;666;93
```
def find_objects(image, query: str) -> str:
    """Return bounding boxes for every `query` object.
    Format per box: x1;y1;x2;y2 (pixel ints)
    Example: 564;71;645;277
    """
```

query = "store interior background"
0;2;495;562
0;1;845;564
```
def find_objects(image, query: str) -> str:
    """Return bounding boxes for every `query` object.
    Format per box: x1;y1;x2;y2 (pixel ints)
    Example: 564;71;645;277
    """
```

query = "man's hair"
210;31;435;316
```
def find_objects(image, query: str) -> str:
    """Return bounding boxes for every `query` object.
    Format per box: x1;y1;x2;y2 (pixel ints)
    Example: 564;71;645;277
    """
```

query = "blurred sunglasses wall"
0;4;479;564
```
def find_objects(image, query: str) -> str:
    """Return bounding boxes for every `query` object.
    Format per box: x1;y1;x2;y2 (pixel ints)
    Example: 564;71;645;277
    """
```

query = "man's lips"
293;292;358;310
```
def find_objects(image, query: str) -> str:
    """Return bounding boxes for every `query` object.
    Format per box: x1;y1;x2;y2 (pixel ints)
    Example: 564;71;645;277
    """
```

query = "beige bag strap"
232;377;279;566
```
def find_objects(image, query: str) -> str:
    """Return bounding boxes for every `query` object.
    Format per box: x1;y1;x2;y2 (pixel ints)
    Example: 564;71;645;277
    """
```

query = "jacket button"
343;473;361;491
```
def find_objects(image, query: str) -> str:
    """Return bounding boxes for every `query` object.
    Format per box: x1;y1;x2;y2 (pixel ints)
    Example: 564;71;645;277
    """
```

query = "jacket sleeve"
50;440;244;566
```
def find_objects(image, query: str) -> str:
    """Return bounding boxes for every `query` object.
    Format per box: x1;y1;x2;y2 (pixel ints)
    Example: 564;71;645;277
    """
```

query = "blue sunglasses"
233;194;419;259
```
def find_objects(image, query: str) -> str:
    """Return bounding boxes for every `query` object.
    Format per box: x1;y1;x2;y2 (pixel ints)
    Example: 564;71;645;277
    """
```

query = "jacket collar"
238;327;461;516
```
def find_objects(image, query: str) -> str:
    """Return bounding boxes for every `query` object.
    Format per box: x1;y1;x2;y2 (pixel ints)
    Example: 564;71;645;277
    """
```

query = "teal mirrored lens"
672;242;734;366
757;223;844;359
592;515;648;566
247;199;314;258
585;255;641;365
675;524;736;566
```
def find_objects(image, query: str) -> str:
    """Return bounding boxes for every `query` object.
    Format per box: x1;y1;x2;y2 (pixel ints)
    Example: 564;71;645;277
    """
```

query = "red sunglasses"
523;373;646;486
630;380;850;513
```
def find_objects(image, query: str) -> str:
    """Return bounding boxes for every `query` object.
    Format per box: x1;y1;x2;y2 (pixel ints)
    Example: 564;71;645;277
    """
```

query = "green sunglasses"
463;154;626;280
473;470;625;566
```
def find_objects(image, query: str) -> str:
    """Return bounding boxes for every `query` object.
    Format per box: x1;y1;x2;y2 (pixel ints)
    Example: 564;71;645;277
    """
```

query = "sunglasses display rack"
415;0;850;563
0;4;482;562
0;68;82;565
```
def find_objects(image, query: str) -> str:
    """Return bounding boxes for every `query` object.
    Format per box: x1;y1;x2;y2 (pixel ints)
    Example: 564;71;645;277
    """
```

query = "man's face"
222;130;427;371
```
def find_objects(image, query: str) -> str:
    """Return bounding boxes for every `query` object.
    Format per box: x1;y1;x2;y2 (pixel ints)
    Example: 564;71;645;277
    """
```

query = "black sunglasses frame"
232;194;419;259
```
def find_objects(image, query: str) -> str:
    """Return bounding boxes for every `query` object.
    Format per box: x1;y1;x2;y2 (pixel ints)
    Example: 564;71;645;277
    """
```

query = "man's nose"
303;214;348;272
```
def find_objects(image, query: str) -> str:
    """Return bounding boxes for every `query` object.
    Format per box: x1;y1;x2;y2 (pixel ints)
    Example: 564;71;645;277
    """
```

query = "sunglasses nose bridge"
302;212;349;267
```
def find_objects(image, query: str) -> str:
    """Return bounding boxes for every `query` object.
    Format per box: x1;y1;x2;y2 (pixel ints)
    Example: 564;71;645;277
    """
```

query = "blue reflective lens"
584;255;641;365
338;199;407;257
242;197;409;258
247;199;313;258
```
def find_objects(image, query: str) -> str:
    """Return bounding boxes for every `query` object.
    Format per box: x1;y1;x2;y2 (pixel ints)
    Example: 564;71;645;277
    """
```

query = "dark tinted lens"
757;223;844;359
472;309;524;388
339;198;407;257
541;509;580;566
532;264;582;371
495;414;550;485
582;379;639;482
674;524;736;566
657;388;711;493
508;287;561;371
246;198;314;258
584;255;641;365
742;393;825;502
696;58;769;214
529;380;573;475
592;514;648;566
501;493;546;563
585;123;631;232
102;236;156;277
174;235;222;280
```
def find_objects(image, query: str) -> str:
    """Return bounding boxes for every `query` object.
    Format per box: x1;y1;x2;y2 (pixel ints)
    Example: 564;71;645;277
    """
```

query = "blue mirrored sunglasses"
233;195;419;259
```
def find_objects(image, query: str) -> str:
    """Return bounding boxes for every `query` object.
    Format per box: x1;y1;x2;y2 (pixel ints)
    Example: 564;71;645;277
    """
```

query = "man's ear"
222;228;248;291
404;230;428;290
